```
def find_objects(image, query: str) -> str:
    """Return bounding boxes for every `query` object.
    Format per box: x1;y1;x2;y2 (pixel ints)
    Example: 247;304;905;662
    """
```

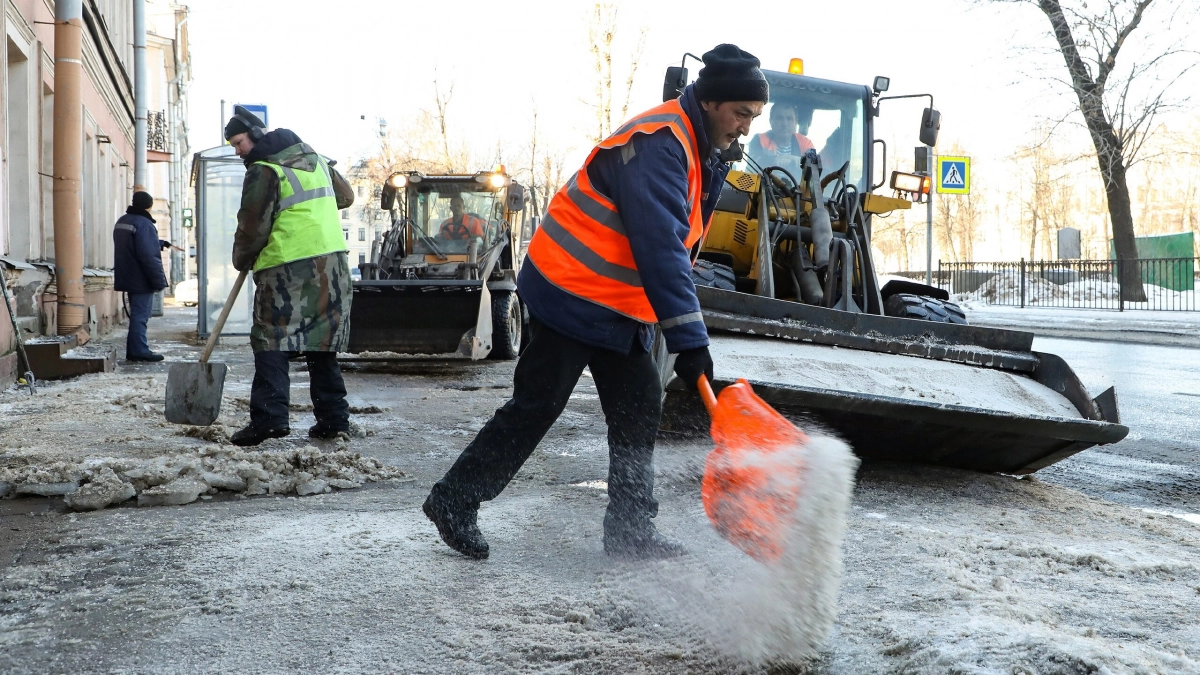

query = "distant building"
345;160;387;273
1;1;191;384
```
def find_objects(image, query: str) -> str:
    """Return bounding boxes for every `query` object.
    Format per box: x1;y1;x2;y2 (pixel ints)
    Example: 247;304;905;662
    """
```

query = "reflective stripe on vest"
525;98;705;324
115;222;137;233
756;132;814;154
252;157;347;272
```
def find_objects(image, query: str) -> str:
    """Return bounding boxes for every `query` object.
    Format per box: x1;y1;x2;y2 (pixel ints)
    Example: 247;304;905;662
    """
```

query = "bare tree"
988;0;1198;299
1013;140;1069;259
588;3;617;142
585;3;649;143
432;74;459;172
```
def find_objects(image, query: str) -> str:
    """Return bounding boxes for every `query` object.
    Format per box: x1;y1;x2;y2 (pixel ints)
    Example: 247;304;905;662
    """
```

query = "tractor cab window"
411;185;503;254
741;74;866;197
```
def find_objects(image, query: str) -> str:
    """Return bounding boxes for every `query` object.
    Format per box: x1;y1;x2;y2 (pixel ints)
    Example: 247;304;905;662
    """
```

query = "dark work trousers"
431;319;663;527
125;292;154;357
250;351;350;430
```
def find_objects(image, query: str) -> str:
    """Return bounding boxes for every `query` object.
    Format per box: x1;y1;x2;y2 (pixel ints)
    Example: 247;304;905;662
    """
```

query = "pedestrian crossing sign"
937;156;970;194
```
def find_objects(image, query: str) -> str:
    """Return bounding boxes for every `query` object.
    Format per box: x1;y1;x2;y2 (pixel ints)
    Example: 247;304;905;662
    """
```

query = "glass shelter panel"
194;145;256;336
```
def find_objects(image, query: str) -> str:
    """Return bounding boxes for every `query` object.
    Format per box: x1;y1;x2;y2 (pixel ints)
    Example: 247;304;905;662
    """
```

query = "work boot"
308;423;349;440
423;493;489;559
603;520;686;559
126;352;164;362
230;423;290;447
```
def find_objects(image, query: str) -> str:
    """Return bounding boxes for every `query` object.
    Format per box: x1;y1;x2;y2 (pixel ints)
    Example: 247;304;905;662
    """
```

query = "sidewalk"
960;301;1200;347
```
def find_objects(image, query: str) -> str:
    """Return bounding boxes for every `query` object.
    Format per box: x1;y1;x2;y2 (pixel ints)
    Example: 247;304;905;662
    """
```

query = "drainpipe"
52;0;86;336
133;0;147;190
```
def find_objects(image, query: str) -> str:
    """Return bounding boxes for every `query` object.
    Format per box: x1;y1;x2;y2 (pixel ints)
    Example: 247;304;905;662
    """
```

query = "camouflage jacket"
233;138;355;352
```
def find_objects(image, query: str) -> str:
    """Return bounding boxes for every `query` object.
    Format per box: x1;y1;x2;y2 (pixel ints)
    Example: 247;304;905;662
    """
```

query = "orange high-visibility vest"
440;214;487;239
755;132;814;155
526;99;704;323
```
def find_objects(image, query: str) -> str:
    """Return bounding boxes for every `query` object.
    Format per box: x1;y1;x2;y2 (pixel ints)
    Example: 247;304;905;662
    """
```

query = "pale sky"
186;0;1198;183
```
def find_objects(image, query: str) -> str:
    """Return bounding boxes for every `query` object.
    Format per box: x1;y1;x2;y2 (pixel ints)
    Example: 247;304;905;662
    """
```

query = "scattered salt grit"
640;435;859;666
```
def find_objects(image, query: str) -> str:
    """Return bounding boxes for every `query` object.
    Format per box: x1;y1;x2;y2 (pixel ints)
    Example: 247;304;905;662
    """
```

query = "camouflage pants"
251;251;352;352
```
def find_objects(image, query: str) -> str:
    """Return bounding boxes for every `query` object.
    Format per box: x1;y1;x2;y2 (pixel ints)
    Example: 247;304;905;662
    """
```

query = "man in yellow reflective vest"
225;106;357;447
424;45;767;559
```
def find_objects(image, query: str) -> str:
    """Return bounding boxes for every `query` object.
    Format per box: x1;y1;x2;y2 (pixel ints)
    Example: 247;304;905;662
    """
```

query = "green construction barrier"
1109;232;1195;291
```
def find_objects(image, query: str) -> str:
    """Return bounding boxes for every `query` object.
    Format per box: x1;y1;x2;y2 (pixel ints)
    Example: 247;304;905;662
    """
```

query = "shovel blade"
165;362;228;426
700;378;810;562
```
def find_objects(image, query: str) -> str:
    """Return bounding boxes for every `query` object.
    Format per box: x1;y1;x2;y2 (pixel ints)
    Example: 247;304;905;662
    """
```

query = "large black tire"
489;290;522;360
692;259;736;290
883;293;968;324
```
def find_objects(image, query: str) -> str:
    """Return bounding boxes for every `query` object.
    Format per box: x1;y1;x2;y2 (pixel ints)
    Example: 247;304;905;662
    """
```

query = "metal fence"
935;258;1200;311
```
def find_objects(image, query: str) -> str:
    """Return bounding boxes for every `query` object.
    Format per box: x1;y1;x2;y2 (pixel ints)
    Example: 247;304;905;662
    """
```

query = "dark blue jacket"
519;85;729;355
113;208;167;293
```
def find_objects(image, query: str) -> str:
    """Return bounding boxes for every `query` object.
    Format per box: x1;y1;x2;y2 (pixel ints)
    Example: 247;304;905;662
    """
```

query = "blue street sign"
937;156;970;194
237;103;269;129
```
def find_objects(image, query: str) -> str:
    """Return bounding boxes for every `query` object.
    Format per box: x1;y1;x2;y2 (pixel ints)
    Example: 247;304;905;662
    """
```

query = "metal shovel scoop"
165;270;247;426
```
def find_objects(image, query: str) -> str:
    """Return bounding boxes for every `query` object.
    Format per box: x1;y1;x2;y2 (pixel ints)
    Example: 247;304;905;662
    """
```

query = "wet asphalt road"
1033;336;1200;520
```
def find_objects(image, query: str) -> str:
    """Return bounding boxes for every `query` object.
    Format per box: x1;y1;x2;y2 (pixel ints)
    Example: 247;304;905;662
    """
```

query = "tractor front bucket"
347;280;492;358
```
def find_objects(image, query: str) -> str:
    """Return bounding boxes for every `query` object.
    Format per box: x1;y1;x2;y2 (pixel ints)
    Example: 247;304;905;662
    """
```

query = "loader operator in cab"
224;105;357;447
438;196;487;240
422;44;767;561
746;102;814;169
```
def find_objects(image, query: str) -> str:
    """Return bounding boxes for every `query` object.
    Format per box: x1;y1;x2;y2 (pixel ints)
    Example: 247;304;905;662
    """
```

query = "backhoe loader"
346;169;528;360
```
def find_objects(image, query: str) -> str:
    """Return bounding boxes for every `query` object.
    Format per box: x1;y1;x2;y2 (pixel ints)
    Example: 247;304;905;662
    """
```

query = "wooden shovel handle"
697;374;718;415
200;270;248;364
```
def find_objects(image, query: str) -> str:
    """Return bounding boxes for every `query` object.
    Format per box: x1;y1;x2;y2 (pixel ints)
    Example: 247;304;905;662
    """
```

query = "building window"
341;210;349;220
359;252;366;266
358;228;366;241
343;230;349;240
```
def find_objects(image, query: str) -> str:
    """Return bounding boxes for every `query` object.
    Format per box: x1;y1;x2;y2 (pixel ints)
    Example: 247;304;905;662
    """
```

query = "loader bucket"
347;280;491;357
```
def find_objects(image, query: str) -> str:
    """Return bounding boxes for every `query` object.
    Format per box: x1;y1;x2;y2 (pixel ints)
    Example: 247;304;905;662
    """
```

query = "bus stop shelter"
190;144;256;337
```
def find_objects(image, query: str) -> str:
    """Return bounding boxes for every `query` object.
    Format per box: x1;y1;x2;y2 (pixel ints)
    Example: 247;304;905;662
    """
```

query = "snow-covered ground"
2;307;1199;673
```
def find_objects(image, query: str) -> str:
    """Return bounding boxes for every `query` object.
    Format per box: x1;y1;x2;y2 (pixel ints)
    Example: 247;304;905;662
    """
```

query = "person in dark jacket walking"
113;191;168;362
423;44;767;560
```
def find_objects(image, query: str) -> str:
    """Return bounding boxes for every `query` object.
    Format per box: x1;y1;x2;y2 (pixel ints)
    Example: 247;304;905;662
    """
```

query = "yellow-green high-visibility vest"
252;156;347;272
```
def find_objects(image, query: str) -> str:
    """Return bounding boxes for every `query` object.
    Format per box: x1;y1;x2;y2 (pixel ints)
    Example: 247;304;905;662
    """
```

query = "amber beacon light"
787;58;804;75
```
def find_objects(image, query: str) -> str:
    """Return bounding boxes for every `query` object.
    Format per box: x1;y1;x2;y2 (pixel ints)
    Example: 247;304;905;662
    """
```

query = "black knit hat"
694;44;769;104
224;105;265;141
132;191;153;210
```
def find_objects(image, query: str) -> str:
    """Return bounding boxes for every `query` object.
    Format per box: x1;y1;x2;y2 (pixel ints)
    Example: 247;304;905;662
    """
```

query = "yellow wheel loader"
657;58;1127;474
346;170;528;360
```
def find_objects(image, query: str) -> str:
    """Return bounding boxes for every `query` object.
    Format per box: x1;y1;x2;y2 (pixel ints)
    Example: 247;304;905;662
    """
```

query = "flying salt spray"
698;376;858;662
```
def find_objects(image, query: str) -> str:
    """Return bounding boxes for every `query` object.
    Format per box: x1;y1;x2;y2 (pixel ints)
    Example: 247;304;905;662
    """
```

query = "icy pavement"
2;306;1200;672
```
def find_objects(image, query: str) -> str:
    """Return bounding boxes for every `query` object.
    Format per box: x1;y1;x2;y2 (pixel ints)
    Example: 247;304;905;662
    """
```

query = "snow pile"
955;273;1199;309
0;445;405;511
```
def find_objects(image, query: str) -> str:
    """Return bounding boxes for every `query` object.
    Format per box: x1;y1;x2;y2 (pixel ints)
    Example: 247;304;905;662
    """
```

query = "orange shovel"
697;375;810;563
